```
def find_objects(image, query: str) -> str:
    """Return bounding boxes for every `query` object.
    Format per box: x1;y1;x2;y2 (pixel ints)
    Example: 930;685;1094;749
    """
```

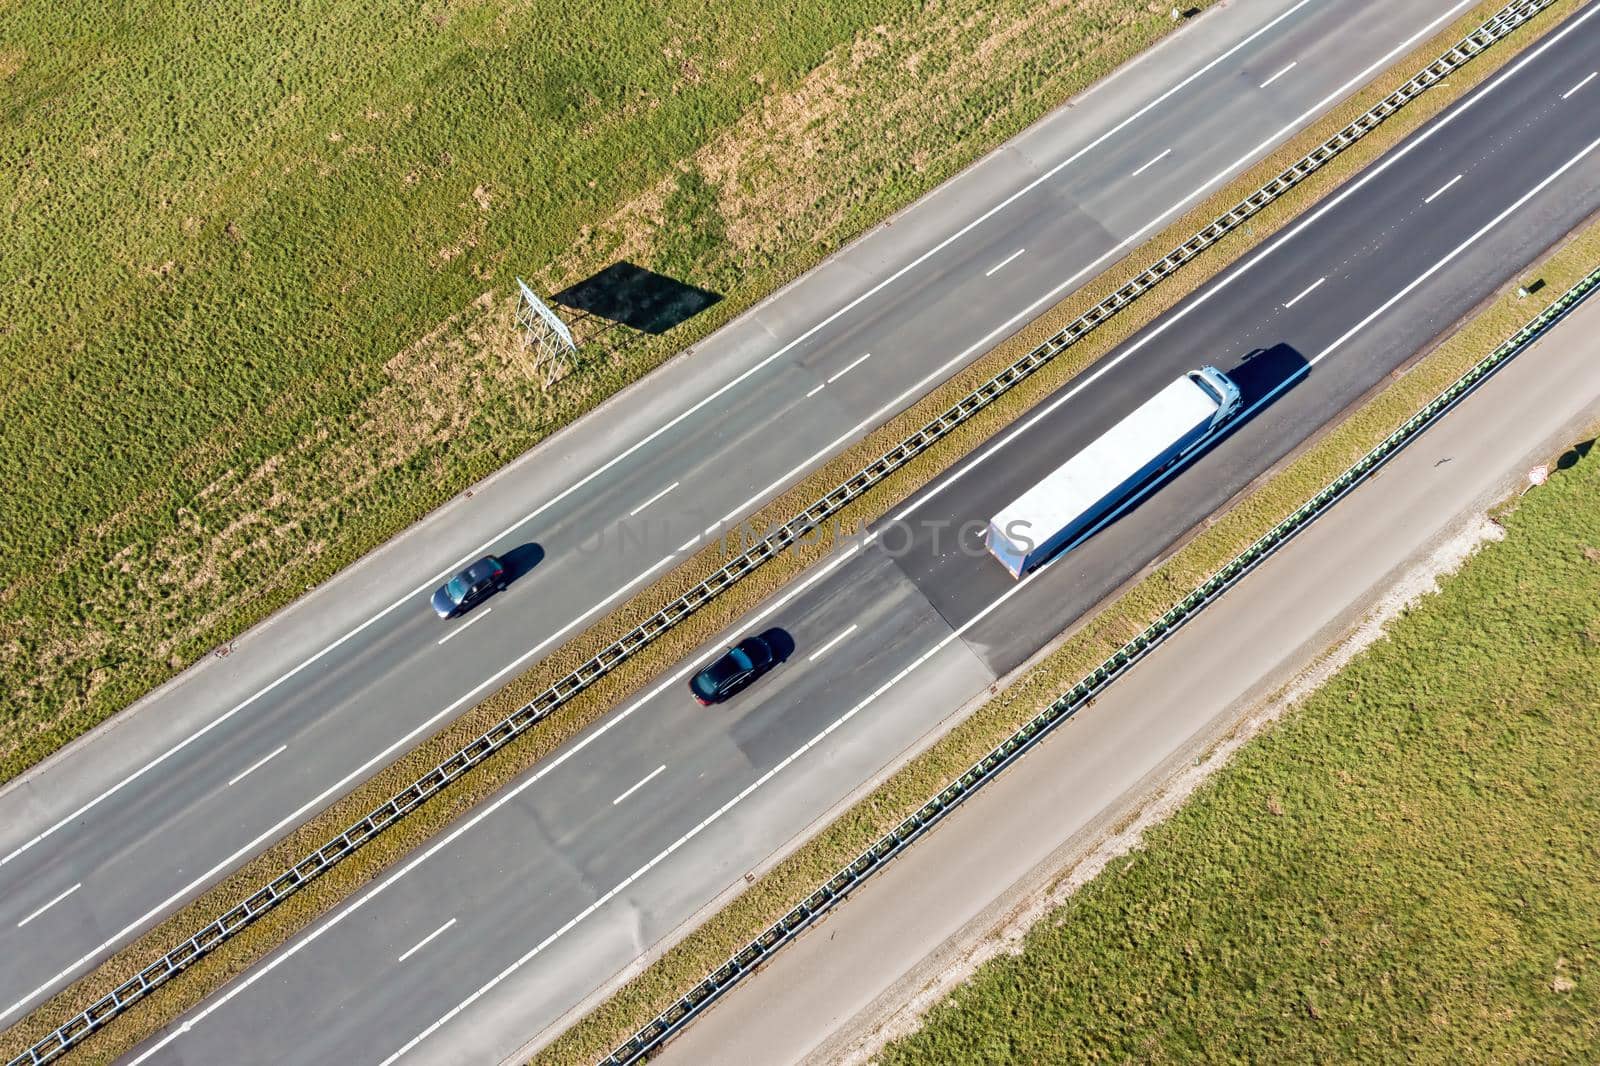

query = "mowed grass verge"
2;2;1578;1062
0;0;1218;780
878;437;1600;1065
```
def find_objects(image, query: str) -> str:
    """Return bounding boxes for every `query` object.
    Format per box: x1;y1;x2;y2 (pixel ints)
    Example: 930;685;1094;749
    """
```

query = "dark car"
689;636;776;705
430;555;507;619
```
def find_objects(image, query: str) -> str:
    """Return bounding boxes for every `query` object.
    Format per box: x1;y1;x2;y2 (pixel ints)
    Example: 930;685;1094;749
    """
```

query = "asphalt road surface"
656;195;1600;1066
121;4;1600;1064
0;0;1471;1026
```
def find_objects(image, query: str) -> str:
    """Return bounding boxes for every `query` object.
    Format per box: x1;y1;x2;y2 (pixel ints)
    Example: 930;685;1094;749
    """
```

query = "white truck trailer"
984;366;1241;578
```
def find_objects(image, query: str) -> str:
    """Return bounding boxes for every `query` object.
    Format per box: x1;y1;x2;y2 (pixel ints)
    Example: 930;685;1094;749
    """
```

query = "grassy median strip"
2;1;1576;1061
1;0;1222;783
879;434;1600;1065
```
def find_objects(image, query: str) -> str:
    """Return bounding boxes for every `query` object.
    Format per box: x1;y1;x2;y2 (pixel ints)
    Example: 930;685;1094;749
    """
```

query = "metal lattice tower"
515;279;578;386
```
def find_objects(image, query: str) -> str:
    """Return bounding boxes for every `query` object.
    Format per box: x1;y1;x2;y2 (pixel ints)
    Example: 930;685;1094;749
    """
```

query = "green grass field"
0;0;1207;779
880;438;1600;1064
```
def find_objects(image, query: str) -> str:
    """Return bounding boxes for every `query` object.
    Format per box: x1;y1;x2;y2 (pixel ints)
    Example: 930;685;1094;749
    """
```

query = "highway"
0;0;1466;1026
120;4;1600;1064
655;207;1600;1066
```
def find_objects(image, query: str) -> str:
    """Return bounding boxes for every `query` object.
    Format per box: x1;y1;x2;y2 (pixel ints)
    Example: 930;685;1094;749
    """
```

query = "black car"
430;555;507;619
689;636;776;705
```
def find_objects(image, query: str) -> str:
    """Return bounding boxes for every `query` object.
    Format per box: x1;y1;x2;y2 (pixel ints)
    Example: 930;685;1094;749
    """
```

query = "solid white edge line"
123;534;873;1065
1282;275;1326;308
224;745;288;789
984;249;1027;277
1424;173;1464;203
612;766;668;807
435;609;492;646
129;51;1596;1061
808;625;859;663
628;482;680;518
16;884;82;929
1131;146;1173;177
892;0;1583;526
826;352;873;384
1260;60;1298;88
0;0;1322;873
376;124;1600;1066
1561;70;1597;98
396;918;457;964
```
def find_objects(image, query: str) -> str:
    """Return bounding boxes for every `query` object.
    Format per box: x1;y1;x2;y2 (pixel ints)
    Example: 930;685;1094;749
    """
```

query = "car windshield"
445;576;469;601
729;647;754;671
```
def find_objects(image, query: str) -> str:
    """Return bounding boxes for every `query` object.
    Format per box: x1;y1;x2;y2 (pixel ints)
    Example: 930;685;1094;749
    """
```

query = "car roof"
463;557;500;581
701;653;743;684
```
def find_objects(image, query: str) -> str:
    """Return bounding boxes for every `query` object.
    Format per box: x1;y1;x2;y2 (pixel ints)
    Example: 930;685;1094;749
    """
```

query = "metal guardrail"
598;257;1600;1066
5;1;1553;1062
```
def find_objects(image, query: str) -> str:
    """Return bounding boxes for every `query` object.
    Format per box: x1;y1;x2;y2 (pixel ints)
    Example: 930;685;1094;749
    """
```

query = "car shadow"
501;542;545;583
756;627;796;664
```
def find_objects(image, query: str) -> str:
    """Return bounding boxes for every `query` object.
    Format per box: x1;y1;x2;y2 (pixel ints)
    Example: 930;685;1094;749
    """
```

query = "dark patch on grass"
553;262;721;335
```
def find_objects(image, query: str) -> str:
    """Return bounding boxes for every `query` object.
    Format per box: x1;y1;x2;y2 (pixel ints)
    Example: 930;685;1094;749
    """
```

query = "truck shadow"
1223;342;1310;419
